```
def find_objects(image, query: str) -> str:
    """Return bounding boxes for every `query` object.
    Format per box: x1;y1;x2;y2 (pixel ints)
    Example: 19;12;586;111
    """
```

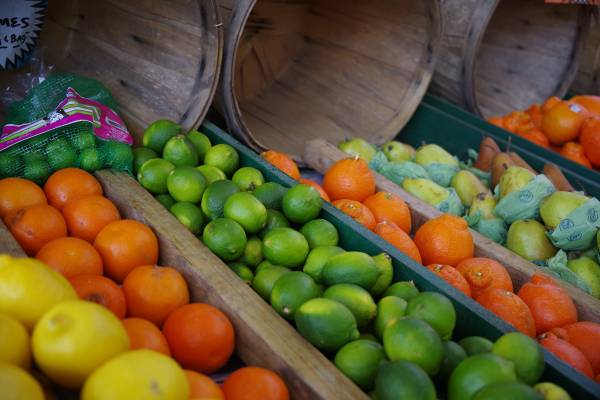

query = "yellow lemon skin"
0;362;44;400
82;349;189;400
0;313;31;368
32;300;130;388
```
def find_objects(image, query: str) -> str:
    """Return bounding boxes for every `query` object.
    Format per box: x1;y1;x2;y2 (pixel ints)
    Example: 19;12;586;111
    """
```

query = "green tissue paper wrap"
493;175;556;224
460;149;492;187
547;198;600;251
369;152;429;185
541;250;593;294
464;212;507;244
423;162;460;187
436;189;464;216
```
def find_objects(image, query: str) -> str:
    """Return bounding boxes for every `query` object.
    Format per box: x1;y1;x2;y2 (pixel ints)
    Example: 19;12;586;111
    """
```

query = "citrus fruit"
82;349;188;400
374;221;422;263
166;166;207;202
224;192;268;233
426;264;471;297
533;382;572;400
122;318;171;356
137;158;176;194
32;300;129;388
334;339;386;390
223;366;289;400
197;164;226;184
123;265;189;326
227;262;254;284
201;179;240;220
322;251;380;289
0;177;47;218
406;292;456;340
539;333;593;378
163;303;235;373
262;227;309;268
261;150;300;180
383;317;444;375
298;177;330;201
271;271;321;320
480;282;535;335
282;184;323;224
142;120;181;153
295;298;359;351
0;363;44;400
363;192;411;233
375;360;436;400
36;236;103;278
552;321;600;374
360;333;378;342
252;265;291;301
300;219;339;249
323;284;376;327
414;214;474;266
458;336;493;356
70;274;127;319
132;147;158;174
44;168;102;210
456;257;513;299
70;130;96;151
259;209;290;238
323;158;375;201
100;141;132;169
202;218;247;261
156;193;176;209
185;369;224;400
448;353;518;400
303;245;345;282
204;144;239;176
170;202;204;234
373;296;408;340
383;281;419;301
0;152;21;179
23;159;50;185
62;195;121;243
0;255;77;329
439;340;468;379
542;101;587;145
241;235;263;267
473;382;544;400
492;332;544;384
232;166;265;191
5;204;67;255
333;199;377;230
162;135;199;167
186;130;212;162
253;182;288;210
46;139;77;170
560;142;592;168
0;313;30;368
256;260;278;274
370;253;394;297
580;117;600;167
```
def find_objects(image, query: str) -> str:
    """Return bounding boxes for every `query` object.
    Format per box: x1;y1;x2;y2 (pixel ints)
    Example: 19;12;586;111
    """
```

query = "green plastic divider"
200;121;600;399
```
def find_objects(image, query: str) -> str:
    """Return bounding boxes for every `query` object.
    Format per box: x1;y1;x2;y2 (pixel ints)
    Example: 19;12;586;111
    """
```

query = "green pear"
451;170;489;207
402;178;449;206
506;220;557;261
539;191;589;229
338;138;377;162
567;256;600;298
382;141;415;162
414;144;458;167
498;167;536;199
469;192;497;220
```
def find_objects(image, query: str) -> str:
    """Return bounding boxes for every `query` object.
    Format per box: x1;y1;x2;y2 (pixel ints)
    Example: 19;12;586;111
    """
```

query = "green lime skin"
439;340;468;379
155;194;176;209
132;147;158;174
137;158;175;195
492;332;544;385
458;336;494;356
375;360;436;400
252;265;291;301
370;253;394;297
300;219;339;249
473;382;544;400
303;245;345;283
142;119;181;153
227;262;254;285
232;167;265;192
323;284;377;328
321;251;380;289
383;281;420;301
23;159;51;185
241;236;264;268
166;166;208;203
204;144;240;177
295;298;360;352
0;152;22;178
162;135;199;167
201;180;240;221
223;192;268;233
253;182;288;210
448;353;518;400
186;130;212;162
270;271;321;320
255;260;278;275
46;139;77;170
282;184;323;224
196;165;226;184
374;296;408;340
334;340;386;390
169;202;204;235
262;227;310;268
69;131;96;151
406;292;456;340
258;209;290;239
100;141;132;169
79;148;103;171
202;218;247;261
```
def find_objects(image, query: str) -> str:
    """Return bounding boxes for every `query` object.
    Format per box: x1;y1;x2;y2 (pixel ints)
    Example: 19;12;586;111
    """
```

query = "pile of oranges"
489;94;600;170
0;168;289;400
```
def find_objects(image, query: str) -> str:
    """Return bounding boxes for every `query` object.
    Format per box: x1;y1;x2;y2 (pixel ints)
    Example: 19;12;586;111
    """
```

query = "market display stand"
0;220;26;257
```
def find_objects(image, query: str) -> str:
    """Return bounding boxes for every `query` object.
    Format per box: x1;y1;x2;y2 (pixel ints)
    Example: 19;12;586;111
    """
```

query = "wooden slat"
303;139;600;324
95;170;368;400
0;219;26;257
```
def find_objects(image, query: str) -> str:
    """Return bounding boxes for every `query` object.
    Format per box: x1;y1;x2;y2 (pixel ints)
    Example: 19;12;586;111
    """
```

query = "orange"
62;195;121;243
542;96;562;113
455;257;514;299
261;150;300;180
184;370;225;400
69;274;127;319
44;168;103;210
332;199;376;230
122;265;190;327
163;303;235;374
516;127;551;149
487;116;505;129
4;204;67;255
476;288;536;338
122;318;171;356
539;333;594;378
571;95;600;116
36;236;103;278
413;214;474;267
363;191;412;233
298;178;330;202
222;366;289;400
322;158;375;202
94;219;159;283
579;117;600;167
503;111;531;133
550;321;600;375
426;264;471;297
541;101;588;145
374;221;422;264
560;141;592;168
526;104;544;129
0;177;47;218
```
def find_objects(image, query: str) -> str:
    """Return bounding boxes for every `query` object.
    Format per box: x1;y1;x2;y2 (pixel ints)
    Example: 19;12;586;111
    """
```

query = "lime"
295;298;360;351
492;332;544;384
383;281;419;301
79;148;103;171
262;227;309;268
271;271;321;320
22;152;44;164
132;147;158;174
439;340;468;379
232;167;265;191
322;251;380;289
196;165;226;184
258;209;290;239
142;120;181;153
201;180;239;220
300;219;339;249
227;262;254;285
374;296;408;340
0;152;21;178
323;284;376;327
169;202;204;235
253;182;288;210
101;141;132;169
137;158;175;194
406;292;456;340
458;336;493;356
166;166;207;203
23;159;50;185
370;253;393;297
303;245;345;283
223;192;267;233
473;382;544;400
255;260;277;275
46;139;77;170
252;265;291;301
448;353;517;400
383;317;444;375
162;135;198;167
334;340;386;390
533;382;572;400
202;218;247;261
204;144;239;177
360;333;379;342
69;131;95;151
375;360;436;400
282;184;323;224
186;130;211;162
0;363;44;400
241;236;263;267
155;194;176;209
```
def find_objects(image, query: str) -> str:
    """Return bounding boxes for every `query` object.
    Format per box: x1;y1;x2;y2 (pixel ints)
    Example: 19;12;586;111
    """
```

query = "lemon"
0;255;77;330
0;313;30;368
82;349;189;400
32;300;130;388
0;363;44;400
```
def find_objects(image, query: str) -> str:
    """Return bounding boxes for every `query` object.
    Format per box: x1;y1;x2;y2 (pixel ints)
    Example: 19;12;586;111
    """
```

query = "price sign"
0;0;47;69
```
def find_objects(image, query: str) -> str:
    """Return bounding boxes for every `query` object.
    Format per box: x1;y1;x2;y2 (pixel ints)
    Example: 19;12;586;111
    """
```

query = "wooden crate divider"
0;219;26;257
